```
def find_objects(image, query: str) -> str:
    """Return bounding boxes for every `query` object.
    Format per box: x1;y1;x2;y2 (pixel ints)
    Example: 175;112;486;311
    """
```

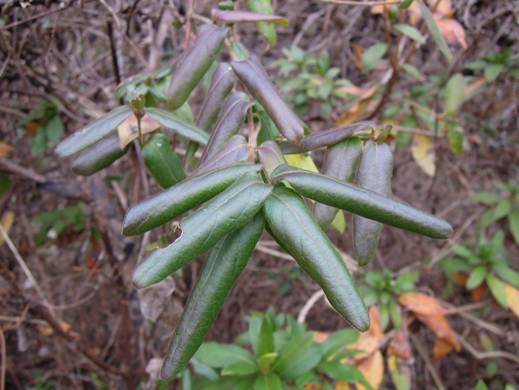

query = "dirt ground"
1;0;518;389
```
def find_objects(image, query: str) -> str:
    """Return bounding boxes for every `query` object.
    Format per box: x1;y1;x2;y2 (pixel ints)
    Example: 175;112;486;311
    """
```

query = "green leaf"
470;192;500;205
195;342;255;368
222;361;258;376
318;360;370;387
475;379;488;390
56;105;131;157
447;124;464;155
271;165;453;239
395;272;419;292
31;127;47;156
416;0;453;63
253;373;283;390
320;329;359;358
132;175;272;287
45;116;65;142
362;42;388;72
379;302;390;331
71;135;127;176
161;216;264;378
486;274;508;308
389;299;403;329
484;64;504;82
466;266;487;290
145;107;209;145
508;210;519;246
263;186;369;331
494;264;519;289
275;340;321;379
443;73;466;115
143;132;185;188
401;63;425;81
168;25;228;110
440;257;471;274
123;163;261;236
393;24;426;44
0;175;12;197
256;352;278;373
247;0;277;46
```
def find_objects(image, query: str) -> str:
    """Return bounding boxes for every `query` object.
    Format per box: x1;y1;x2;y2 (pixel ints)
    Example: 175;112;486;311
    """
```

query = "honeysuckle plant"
56;8;452;381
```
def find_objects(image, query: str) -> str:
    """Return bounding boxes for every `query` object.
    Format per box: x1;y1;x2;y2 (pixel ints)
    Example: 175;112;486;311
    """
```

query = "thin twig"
409;333;446;390
298;290;325;323
0;159;46;183
455;332;519;365
0;327;5;390
319;0;402;5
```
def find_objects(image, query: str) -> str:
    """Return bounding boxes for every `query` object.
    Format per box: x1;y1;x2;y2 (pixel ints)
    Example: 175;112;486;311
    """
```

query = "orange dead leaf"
0;143;13;158
435;17;467;49
335;85;379;126
25;121;40;136
452;272;468;287
356;350;384;390
432;0;453;17
503;282;519;319
471;283;487;301
352;44;364;71
432;337;453;360
348;306;384;361
399;292;447;317
117;113;160;148
305;384;322;390
37;320;73;337
417;313;460;352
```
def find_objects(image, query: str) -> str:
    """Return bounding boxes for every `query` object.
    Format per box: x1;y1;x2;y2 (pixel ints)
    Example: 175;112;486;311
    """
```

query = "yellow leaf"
335;381;351;390
348;306;383;361
0;143;13;158
285;153;318;172
411;134;435;176
356;350;384;390
117;114;160;148
0;211;15;247
504;282;519;319
331;210;346;234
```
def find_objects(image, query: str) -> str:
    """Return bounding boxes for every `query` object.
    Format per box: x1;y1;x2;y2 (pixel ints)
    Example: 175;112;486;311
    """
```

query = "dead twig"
410;333;446;390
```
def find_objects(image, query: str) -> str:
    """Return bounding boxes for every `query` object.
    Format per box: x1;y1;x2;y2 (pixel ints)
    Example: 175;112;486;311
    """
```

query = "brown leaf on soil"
0;143;13;157
432;337;453;360
389;328;412;360
348;306;383;361
399;292;447;316
335;85;379;126
356;350;384;390
471;283;487;301
435;17;467;49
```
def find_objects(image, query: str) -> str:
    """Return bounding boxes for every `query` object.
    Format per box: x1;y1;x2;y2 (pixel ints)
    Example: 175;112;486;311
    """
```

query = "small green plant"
272;46;351;117
18;99;65;156
360;271;419;331
465;49;519;83
181;310;370;390
33;205;87;246
471;181;519;245
440;231;519;307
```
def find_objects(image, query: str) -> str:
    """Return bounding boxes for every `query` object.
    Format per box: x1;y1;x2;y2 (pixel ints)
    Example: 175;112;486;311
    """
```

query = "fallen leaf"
452;272;468;287
356;350;384;390
399;292;447;317
314;331;330;343
411;134;436;176
0;143;13;157
352;44;364;71
117;114;160;148
503;282;519;319
432;337;453;360
418;314;460;351
336;85;379;126
305;384;323;390
0;211;15;247
335;382;351;390
431;0;452;17
471;283;487;301
348;306;383;361
435;17;467;49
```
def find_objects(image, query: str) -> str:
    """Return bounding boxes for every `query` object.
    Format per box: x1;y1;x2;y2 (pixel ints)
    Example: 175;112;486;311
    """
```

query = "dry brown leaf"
418;313;460;351
336;85;379;126
471;283;487;301
0;211;15;247
356;350;384;390
432;337;453;360
504;282;519;319
305;384;323;390
399;292;447;317
411;134;436;176
117;113;160;148
452;272;468;287
352;44;364;71
0;143;13;157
